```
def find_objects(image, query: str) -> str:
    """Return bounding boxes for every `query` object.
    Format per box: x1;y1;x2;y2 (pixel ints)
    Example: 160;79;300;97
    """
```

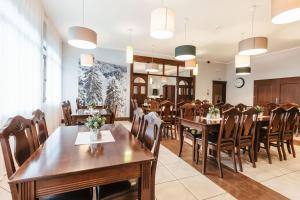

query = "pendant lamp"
272;0;300;24
80;54;94;66
238;6;268;56
235;55;250;68
236;67;251;75
185;58;197;70
68;0;97;49
150;0;175;40
175;19;196;61
126;29;134;64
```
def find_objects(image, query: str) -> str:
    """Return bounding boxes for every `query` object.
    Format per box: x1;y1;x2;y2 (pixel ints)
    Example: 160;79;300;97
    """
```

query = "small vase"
258;112;263;117
90;129;101;141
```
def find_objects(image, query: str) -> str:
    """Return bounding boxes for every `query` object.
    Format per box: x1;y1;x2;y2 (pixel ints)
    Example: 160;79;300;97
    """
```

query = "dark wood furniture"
7;124;154;200
254;76;300;106
131;108;145;140
264;102;279;115
61;100;74;126
179;103;199;161
259;107;286;164
281;106;299;160
177;77;195;102
97;112;162;200
76;98;87;110
162;85;176;103
148;100;159;112
160;100;176;139
235;103;248;112
72;108;112;124
220;103;234;114
31;109;48;146
0;116;92;200
178;114;270;175
236;107;258;172
212;81;227;105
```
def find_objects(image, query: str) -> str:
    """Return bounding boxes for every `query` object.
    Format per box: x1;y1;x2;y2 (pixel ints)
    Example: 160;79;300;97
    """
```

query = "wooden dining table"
8;124;154;200
178;115;270;174
72;108;113;124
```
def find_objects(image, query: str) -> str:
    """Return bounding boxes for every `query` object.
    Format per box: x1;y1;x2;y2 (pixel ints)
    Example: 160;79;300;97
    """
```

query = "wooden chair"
259;107;286;164
199;103;212;117
96;112;163;200
235;103;248;112
195;99;202;105
281;103;299;109
198;108;241;178
281;106;299;160
202;99;209;104
61;101;74;126
179;103;200;161
264;102;279;115
236;107;258;172
131;108;144;141
160;100;176;139
76;98;87;110
0;116;92;200
109;105;117;124
131;99;138;110
31;109;48;146
148;100;159;112
220;103;234;114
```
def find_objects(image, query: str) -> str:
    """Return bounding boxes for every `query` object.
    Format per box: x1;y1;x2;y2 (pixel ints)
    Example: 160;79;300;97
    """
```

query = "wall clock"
234;77;245;88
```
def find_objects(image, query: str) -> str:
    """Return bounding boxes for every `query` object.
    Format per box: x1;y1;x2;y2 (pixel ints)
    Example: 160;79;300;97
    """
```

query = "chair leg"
250;145;256;168
290;139;296;158
281;140;287;160
264;141;272;164
277;140;283;161
237;147;243;172
217;150;223;178
232;148;237;173
193;138;196;161
170;125;174;139
286;140;292;154
196;142;200;164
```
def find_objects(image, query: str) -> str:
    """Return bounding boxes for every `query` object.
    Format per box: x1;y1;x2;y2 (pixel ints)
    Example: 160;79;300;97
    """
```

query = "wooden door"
212;81;227;104
132;74;148;106
177;77;195;103
279;77;300;104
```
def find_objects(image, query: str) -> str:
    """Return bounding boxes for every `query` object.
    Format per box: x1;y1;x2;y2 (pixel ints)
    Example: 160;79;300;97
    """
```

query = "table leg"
17;181;35;200
140;162;152;200
178;124;184;157
202;126;208;174
255;123;262;162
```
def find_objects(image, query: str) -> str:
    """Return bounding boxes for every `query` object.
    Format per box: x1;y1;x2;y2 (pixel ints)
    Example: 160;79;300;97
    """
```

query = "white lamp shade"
272;0;300;24
150;7;175;39
185;58;197;70
193;64;198;76
145;63;159;72
80;54;94;67
68;26;97;49
235;55;250;68
126;45;134;64
238;37;268;56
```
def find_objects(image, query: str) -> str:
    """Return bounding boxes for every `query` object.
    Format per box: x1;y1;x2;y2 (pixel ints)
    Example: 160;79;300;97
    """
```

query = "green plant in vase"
255;106;264;117
85;114;106;141
208;106;220;119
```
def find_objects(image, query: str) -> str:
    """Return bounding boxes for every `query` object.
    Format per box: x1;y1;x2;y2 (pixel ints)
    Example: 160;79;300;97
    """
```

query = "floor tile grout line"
0;185;10;193
202;192;228;200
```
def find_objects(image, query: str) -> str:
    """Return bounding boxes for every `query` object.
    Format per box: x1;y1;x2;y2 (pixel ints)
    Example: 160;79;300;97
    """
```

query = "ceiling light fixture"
80;54;94;66
145;45;159;72
238;6;268;56
68;0;97;49
235;55;250;68
236;67;251;76
126;28;134;64
185;58;197;70
150;0;175;39
272;0;300;24
193;64;198;76
175;19;196;61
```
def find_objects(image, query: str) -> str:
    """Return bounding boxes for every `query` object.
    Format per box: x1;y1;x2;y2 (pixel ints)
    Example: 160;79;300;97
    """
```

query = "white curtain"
0;0;62;178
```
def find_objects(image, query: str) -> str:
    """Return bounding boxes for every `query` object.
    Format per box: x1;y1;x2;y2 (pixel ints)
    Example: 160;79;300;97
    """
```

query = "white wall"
62;44;130;116
195;61;227;102
226;47;300;106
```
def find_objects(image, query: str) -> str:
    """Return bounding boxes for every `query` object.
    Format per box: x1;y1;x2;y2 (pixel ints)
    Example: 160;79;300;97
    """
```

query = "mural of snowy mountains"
78;60;128;117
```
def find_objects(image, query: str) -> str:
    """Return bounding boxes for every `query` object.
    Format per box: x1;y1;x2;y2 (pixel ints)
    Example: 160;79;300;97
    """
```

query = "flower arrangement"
85;114;106;131
88;101;97;110
208;106;220;116
255;106;264;114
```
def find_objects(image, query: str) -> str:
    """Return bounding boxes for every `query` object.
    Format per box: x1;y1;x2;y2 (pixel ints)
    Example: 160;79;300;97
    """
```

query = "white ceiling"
42;0;300;63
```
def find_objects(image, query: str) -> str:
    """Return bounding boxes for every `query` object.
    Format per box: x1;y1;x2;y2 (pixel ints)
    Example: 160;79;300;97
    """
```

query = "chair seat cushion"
40;188;92;200
97;180;137;199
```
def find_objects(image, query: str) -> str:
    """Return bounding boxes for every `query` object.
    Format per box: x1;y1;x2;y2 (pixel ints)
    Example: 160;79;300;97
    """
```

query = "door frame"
212;80;227;104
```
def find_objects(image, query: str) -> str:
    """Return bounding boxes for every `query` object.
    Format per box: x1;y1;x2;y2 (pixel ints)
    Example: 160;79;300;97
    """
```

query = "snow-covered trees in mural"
78;60;128;117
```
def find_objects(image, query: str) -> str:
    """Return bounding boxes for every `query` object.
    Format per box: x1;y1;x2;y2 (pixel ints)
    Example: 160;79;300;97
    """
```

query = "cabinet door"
279;77;300;104
254;79;279;106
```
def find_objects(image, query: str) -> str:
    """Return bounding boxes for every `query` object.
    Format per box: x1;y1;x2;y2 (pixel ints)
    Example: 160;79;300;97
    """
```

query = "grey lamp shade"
236;67;251;75
175;45;196;61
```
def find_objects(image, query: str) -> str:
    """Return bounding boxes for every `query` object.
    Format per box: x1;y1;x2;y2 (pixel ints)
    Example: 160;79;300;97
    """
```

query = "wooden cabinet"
162;85;175;103
254;77;300;106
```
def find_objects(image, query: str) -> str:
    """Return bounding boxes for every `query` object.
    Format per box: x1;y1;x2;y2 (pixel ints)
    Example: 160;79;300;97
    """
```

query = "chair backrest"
62;101;73;125
265;102;279;115
235;103;248;112
268;107;286;135
76;98;87;110
281;103;299;110
220;103;234;114
131;108;144;139
237;107;258;145
180;103;196;120
160;100;174;122
131;99;138;110
202;99;209;104
140;112;163;193
199;103;212;117
283;106;299;137
31;109;48;146
109;105;118;124
218;108;241;145
148;100;159;112
195;99;202;105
